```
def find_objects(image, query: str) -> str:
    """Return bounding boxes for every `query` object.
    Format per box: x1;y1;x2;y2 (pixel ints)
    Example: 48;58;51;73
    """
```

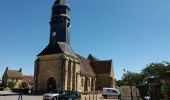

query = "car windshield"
65;91;75;96
49;90;59;93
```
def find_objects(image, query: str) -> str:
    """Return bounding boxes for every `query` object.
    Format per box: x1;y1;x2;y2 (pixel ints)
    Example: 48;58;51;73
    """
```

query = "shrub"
8;81;16;90
0;87;4;91
19;81;29;89
12;88;29;94
12;88;20;93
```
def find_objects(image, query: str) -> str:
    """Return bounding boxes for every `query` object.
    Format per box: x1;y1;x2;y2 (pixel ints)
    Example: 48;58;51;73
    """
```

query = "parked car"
102;88;121;99
43;90;60;100
59;91;81;100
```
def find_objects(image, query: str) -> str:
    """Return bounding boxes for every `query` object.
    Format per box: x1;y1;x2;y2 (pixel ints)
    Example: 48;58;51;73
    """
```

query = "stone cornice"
77;72;96;78
37;54;80;64
38;54;62;60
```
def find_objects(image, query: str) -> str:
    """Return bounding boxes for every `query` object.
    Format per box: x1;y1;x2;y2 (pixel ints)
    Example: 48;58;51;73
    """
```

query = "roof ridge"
87;54;100;61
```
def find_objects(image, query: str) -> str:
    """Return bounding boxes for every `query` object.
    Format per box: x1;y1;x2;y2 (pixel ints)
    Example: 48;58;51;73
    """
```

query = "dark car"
59;91;81;100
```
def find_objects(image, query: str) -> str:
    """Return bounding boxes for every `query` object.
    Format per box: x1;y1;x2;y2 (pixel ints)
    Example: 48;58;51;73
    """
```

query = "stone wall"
95;74;114;90
34;54;84;94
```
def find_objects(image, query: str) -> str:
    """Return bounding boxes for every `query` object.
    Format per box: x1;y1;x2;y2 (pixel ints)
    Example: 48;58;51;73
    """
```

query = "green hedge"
0;87;4;91
12;88;30;94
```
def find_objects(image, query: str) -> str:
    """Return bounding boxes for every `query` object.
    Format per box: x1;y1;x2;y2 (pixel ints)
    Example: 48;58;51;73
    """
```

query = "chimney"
19;68;22;72
6;67;8;71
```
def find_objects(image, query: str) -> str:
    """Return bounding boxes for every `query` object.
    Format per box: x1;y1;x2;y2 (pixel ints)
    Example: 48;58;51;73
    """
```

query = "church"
34;0;115;94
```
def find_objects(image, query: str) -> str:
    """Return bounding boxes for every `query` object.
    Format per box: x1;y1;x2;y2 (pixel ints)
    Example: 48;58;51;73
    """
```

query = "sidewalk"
81;94;118;100
0;90;18;96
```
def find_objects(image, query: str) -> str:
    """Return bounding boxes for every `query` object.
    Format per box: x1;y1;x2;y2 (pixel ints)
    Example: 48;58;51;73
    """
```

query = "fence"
81;94;121;100
81;94;98;100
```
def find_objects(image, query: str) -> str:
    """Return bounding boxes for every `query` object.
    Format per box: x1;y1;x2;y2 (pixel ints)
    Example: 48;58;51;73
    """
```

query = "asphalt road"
0;95;118;100
0;95;42;100
0;91;118;100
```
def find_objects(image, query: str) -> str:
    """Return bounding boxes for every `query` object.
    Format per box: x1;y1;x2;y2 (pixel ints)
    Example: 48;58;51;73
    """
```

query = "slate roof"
6;70;23;78
38;42;77;58
90;60;112;74
76;54;95;77
38;43;62;56
54;0;67;5
87;54;100;62
54;0;70;9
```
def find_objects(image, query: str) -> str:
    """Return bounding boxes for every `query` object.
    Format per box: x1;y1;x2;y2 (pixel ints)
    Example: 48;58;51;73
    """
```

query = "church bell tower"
50;0;70;45
38;0;75;56
34;0;80;94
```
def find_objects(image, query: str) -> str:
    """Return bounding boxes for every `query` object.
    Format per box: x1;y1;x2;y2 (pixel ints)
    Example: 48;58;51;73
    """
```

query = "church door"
47;77;56;92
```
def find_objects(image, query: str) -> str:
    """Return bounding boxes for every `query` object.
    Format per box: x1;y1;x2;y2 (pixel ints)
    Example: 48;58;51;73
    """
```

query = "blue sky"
0;0;170;80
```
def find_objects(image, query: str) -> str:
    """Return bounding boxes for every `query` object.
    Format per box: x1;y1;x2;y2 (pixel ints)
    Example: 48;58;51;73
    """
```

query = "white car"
43;90;60;100
102;88;121;99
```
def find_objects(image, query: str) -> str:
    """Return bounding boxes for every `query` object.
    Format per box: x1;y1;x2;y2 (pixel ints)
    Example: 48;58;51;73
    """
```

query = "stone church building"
34;0;115;94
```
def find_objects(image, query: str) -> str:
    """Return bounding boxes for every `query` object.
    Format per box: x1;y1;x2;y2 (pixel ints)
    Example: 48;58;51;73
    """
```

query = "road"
0;91;118;100
0;95;118;100
0;95;43;100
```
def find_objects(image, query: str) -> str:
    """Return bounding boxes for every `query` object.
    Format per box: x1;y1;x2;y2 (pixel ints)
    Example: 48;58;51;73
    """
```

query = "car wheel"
103;95;107;99
53;97;58;100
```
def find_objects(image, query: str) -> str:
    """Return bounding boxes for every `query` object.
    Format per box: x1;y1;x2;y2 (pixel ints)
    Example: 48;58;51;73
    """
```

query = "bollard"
85;96;86;100
89;95;90;100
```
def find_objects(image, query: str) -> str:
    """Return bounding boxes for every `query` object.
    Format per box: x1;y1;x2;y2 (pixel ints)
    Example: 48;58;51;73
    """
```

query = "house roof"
54;0;67;5
90;60;112;74
76;54;95;77
38;42;77;58
87;54;100;61
23;76;34;85
6;70;23;78
23;76;34;81
38;42;76;57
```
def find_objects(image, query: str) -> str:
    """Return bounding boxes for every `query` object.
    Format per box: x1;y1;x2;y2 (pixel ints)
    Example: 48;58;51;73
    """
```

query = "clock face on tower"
49;0;70;45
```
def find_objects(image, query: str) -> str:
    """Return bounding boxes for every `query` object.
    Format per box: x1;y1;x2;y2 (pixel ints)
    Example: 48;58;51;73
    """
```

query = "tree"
117;61;170;86
116;80;124;86
8;81;15;90
19;81;29;89
142;61;170;78
123;71;144;85
118;71;145;86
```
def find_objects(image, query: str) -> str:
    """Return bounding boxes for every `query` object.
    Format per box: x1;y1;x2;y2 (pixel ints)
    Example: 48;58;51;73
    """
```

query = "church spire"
49;0;70;45
54;0;67;5
38;0;76;56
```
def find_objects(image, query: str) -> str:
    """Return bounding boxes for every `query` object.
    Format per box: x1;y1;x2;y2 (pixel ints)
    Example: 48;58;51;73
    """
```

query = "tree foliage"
142;61;170;78
19;81;29;89
8;81;15;89
117;71;145;86
116;80;124;86
117;61;170;86
122;71;144;84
